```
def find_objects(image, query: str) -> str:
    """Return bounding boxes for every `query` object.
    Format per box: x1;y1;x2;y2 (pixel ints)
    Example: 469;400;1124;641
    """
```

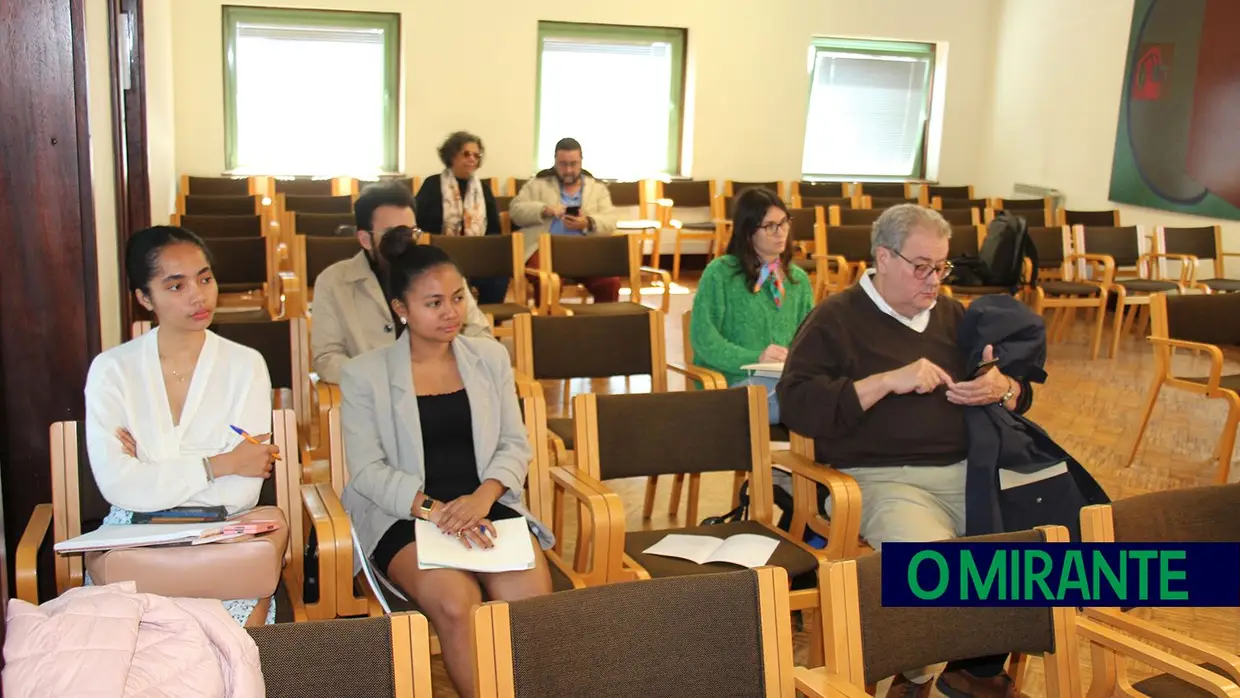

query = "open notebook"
415;518;535;573
741;362;783;379
642;533;779;568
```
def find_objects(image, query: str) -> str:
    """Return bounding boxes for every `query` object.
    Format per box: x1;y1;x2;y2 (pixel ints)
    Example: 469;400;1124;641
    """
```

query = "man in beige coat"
310;183;492;384
509;138;624;302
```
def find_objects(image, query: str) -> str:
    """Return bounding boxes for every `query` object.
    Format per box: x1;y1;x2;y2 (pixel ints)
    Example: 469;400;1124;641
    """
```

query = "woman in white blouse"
83;226;280;625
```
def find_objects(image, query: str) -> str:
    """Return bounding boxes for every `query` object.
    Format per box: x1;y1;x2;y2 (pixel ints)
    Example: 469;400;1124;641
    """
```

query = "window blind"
801;48;933;178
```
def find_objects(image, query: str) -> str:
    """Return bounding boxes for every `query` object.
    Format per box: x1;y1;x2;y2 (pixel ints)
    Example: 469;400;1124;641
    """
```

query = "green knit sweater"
689;255;815;386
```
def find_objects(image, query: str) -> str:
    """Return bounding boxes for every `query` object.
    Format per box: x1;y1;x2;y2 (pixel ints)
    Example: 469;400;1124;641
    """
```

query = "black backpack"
978;211;1038;288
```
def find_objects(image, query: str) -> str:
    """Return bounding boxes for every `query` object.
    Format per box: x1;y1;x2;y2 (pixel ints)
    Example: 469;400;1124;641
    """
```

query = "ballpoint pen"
230;425;283;460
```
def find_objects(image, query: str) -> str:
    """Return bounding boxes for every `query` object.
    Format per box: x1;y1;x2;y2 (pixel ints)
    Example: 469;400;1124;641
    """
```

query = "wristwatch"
417;496;437;520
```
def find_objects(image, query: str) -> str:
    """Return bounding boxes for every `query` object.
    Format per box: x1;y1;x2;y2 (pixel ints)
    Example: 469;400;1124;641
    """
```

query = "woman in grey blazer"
338;226;554;698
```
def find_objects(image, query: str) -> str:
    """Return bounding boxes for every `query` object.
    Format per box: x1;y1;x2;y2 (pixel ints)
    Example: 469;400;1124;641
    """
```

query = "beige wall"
85;0;122;350
980;0;1239;273
169;0;999;184
146;0;179;224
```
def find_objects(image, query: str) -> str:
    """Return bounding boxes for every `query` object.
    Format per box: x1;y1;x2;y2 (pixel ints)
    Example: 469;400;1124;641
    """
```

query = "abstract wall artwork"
1109;0;1240;220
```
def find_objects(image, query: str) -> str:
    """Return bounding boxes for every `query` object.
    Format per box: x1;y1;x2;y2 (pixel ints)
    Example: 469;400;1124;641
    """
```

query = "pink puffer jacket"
3;581;266;697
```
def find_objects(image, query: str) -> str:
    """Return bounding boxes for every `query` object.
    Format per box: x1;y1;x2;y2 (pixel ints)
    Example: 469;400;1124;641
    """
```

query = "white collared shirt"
859;269;935;333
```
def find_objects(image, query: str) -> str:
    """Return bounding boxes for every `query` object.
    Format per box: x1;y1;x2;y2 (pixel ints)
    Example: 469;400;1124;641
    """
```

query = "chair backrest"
837;208;883;226
1160;225;1220;259
184;175;252;196
799;195;853;210
202;236;270;286
843;528;1061;686
494;195;513;213
1025;226;1069;267
935;197;988;211
177;214;264;238
475;568;791;698
303;237;362;289
1160;292;1240;346
1086;483;1240;544
1061;208;1120;227
947;225;983;258
995;197;1052;211
183;195;260;216
543;233;632;279
797;181;847;198
856;182;908;198
607;181;643;207
729;181;781;197
867;195;914;209
937;208;978;226
787;207;818;244
281;194;354;214
823;225;874;262
293;212;355;237
248;612;431;698
424;232;520;280
514;311;661;382
1077;225;1142;267
575;386;763;481
273;178;335;196
926;184;973;200
661;180;713;208
210;318;297;391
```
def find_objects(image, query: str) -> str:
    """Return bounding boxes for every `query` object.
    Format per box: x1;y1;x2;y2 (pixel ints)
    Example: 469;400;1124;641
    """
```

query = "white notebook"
642;533;779;568
54;523;224;554
415;518;535;573
741;362;784;379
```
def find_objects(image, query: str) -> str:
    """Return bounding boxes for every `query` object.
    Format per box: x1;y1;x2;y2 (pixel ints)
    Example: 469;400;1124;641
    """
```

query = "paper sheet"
415;518;536;573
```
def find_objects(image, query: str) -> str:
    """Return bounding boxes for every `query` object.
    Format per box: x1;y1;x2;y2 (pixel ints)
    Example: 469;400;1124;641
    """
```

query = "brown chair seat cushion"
678;221;716;231
1183;374;1240;394
1039;280;1101;296
479;302;530;324
1131;662;1231;698
625;521;817;587
561;301;651;316
547;418;575;450
1202;278;1240;292
1116;279;1181;293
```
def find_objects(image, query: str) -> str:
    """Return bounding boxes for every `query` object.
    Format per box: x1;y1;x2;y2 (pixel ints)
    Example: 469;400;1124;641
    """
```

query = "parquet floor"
421;281;1240;697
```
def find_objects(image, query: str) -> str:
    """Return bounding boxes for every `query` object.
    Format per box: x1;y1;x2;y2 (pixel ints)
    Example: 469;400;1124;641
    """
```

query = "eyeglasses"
460;151;483;162
756;218;792;235
889;248;953;280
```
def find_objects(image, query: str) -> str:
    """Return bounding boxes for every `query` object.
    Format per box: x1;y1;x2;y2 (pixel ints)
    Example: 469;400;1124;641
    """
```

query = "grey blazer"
338;333;554;566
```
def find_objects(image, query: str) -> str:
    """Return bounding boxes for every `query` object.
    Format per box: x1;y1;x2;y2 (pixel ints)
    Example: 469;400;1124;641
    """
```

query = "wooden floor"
423;280;1240;697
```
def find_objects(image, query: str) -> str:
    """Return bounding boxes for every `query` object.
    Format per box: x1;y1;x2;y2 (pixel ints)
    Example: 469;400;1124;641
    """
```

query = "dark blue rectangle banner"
881;542;1240;607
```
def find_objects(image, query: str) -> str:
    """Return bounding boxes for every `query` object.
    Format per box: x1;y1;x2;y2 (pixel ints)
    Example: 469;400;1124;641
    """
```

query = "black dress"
371;389;521;576
413;174;510;305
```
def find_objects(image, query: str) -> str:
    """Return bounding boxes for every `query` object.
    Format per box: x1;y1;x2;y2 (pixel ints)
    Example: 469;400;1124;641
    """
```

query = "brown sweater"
776;284;969;469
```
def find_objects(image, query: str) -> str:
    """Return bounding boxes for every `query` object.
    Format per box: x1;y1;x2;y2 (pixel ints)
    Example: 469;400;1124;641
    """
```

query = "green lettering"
963;550;1005;600
1129;551;1158;600
1159;551;1188;601
1092;550;1126;601
1023;550;1054;600
908;551;949;600
1010;546;1020;600
1058;550;1089;601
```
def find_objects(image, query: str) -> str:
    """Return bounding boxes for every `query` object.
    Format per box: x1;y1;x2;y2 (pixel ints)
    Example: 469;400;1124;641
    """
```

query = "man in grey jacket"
310;182;492;384
509;138;623;302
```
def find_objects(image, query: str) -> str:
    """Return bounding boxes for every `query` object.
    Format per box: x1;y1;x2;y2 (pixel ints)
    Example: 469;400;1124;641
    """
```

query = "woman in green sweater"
689;187;814;424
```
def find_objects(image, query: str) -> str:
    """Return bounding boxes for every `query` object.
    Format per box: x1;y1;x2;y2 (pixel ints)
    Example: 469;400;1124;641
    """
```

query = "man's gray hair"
870;203;952;256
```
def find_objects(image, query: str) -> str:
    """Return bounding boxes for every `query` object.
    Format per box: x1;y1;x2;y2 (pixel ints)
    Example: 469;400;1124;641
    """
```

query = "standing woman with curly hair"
414;131;509;305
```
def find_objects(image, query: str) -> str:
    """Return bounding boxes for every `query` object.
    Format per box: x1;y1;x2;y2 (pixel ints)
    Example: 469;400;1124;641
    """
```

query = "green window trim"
802;37;936;181
222;5;401;174
534;21;686;176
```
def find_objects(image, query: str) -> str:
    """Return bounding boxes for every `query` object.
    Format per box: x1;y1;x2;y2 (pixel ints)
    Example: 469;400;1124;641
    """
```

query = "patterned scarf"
440;170;487;236
754;259;785;308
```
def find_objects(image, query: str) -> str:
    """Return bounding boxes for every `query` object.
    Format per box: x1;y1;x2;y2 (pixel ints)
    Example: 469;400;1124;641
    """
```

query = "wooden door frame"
109;0;151;334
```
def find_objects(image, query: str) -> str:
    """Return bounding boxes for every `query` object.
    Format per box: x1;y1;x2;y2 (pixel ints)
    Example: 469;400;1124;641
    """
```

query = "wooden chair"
796;195;856;212
655;179;718;280
814;224;872;298
793;181;850;199
289;235;360;318
271;178;335;196
421;232;535;337
607;181;658;267
513;310;719;524
725;180;787;200
835;207;885;226
200;235;298;321
172;213;267;238
348;176;418;197
494;195;514;234
13;411;338;623
249;613;434;697
1158;225;1240;294
178;194;263;216
991;198;1055;227
1080;485;1240;697
568;387;846;666
935;208;981;226
1058;208;1121;227
1026;225;1111;359
794;526;1229;698
536;233;671;315
1125;292;1240;483
277;194;354;215
865;195;918;210
921;184;974;204
853;182;914;199
472;568;802;698
179;174;258;197
931;196;988;213
284;211;355;238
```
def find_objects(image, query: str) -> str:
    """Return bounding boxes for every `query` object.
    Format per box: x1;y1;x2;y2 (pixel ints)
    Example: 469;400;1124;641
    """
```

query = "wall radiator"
1012;183;1064;210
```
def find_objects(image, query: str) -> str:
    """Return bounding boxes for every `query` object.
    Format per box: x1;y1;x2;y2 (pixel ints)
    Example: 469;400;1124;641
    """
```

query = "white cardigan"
84;328;273;514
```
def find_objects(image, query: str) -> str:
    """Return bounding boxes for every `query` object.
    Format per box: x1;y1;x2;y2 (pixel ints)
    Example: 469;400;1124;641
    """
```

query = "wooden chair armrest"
548;466;625;586
1077;616;1240;698
1148;337;1225;390
638;266;672;313
1085;608;1240;683
1221;252;1240;258
298;483;342;620
772;450;864;559
277;271;303;318
513;372;544;400
16;503;53;604
310;482;373;617
667;362;726;390
795;667;873;698
273;387;295;412
1063;253;1116;285
523;267;554;313
1138;253;1198;285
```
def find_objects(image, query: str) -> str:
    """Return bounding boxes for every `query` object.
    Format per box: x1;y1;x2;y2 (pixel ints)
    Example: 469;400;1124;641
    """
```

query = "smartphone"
971;358;1000;378
565;205;581;217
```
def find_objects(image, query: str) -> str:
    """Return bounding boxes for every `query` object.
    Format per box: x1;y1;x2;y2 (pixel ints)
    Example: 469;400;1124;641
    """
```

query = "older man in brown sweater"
777;204;1032;698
